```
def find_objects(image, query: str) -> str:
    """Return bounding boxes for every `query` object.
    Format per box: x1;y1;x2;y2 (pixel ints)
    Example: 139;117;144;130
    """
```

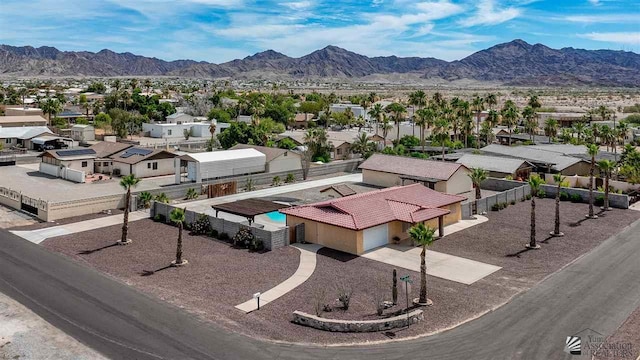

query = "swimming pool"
264;211;286;223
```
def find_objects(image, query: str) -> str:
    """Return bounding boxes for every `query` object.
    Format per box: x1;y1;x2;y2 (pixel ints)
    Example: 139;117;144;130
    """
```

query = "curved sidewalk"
235;243;322;313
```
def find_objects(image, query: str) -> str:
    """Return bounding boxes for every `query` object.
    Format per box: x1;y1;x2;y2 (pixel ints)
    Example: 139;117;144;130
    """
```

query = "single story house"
292;113;315;129
281;184;466;255
142;121;228;139
0;126;56;150
176;148;266;184
56;110;84;123
229;144;302;173
0;115;48;127
110;147;177;178
70;124;95;142
329;103;367;119
481;144;591;175
455;154;534;180
39;148;96;175
165;113;193;124
359;154;473;195
331;141;351;160
4;107;44;117
90;141;133;174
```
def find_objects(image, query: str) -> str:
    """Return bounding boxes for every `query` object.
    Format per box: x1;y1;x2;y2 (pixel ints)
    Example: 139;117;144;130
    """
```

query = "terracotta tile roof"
281;184;465;230
320;184;357;197
359;154;467;181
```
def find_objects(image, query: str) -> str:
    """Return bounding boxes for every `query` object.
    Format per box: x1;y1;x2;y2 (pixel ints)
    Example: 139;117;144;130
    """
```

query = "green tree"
350;132;374;158
544;118;558;142
278;138;297;150
527;174;545;249
586;144;599;219
41;98;62;124
368;103;384;135
408;223;437;305
169;208;188;266
138;191;153;209
471;95;485;148
207;108;232;123
551;174;566;237
597;160;615;211
432;118;451;161
468;167;488;201
500;100;519;145
119;174;140;245
385;102;407;144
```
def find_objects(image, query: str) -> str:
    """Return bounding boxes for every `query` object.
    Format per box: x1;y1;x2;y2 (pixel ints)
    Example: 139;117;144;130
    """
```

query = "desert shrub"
537;189;546;199
526;194;532;200
337;283;353;310
209;229;219;238
570;193;583;203
272;176;281;186
153;214;166;222
219;232;230;241
185;188;199;200
559;191;570;201
233;228;255;248
510;200;516;205
595;195;605;206
285;173;296;183
191;213;211;235
249;238;264;252
491;203;501;211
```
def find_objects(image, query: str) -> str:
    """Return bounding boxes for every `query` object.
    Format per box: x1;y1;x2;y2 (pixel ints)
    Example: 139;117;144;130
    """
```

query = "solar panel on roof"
120;148;153;158
56;149;96;157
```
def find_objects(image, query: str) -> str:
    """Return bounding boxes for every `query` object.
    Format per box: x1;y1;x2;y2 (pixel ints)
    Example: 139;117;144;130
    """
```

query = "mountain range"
1;40;639;87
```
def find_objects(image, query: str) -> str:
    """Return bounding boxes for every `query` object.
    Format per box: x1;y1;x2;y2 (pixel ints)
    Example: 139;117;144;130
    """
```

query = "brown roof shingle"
359;154;467;181
90;142;133;159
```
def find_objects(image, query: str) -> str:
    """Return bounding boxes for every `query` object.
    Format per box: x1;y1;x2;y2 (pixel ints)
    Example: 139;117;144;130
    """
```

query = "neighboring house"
456;154;534;180
537;112;592;128
481;144;591;175
110;148;177;178
331;141;351;160
293;113;315;129
229;144;302;173
177;148;266;184
281;184;466;255
39;148;96;176
329;103;367;119
368;134;389;151
4;108;44;117
359;154;473;194
165;113;194;124
319;184;357;198
0;126;56;150
496;133;551;145
90;141;133;174
0;115;48;127
142;121;228;139
71;124;95;142
56;110;83;123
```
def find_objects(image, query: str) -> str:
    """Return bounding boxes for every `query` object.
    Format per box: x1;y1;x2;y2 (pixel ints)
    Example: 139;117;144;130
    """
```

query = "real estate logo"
564;336;581;355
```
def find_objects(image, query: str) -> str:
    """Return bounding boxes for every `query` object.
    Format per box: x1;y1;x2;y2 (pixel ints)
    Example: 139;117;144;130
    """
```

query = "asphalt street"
1;219;639;360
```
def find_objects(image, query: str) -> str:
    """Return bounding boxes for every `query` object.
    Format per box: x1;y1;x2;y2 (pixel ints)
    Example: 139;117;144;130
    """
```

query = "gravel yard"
595;306;640;360
8;209;123;231
41;198;640;345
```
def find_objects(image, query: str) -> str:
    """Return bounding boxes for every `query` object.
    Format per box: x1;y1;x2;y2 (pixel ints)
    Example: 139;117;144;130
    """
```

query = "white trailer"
177;148;266;183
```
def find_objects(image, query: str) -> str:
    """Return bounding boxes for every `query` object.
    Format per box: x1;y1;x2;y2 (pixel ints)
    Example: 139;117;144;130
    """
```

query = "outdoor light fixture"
253;292;261;310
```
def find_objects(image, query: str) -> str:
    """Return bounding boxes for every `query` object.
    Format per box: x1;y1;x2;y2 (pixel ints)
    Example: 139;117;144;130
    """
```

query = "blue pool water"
265;211;286;223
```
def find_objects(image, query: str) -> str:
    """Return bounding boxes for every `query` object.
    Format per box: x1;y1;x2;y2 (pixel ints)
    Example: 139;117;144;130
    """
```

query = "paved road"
1;220;639;360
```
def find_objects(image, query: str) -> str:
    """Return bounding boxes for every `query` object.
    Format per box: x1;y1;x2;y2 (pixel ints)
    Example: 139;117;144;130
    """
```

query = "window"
336;148;342;155
4;139;10;144
147;163;151;169
103;162;109;166
81;161;88;168
168;130;172;136
152;162;158;170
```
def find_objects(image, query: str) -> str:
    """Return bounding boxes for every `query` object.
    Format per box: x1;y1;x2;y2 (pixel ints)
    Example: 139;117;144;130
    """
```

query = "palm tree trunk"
554;186;561;235
420;126;425;153
509;129;512;145
589;157;595;217
419;245;427;304
476;112;480;149
176;223;183;264
475;184;481;200
530;196;536;248
604;173;610;210
121;188;130;243
396;119;400;144
441;143;445;162
464;133;468;148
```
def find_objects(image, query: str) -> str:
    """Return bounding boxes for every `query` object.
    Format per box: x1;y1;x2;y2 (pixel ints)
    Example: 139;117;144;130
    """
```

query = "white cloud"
588;0;600;5
279;1;313;10
579;32;640;45
460;0;521;27
563;14;640;24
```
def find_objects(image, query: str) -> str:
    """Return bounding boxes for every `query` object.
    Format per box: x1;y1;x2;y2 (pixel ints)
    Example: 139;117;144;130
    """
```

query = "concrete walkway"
10;211;149;244
629;201;640;211
362;215;500;285
235;243;322;313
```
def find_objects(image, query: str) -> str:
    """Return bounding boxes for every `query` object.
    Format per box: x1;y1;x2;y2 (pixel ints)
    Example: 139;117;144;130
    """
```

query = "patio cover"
212;199;289;224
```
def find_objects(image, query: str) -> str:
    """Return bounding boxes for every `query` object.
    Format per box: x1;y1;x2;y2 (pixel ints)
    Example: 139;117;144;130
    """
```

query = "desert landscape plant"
527;175;545;249
119;174;140;245
409;223;436;305
551;174;566;237
587;144;599;218
169;207;187;266
597;159;616;211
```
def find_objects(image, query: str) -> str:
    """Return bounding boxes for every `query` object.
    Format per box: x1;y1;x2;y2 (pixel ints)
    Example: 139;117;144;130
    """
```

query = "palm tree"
572;122;586;142
119;174;140;245
485;93;497;111
501;101;519;145
522;106;537;142
130;78;139;91
468;167;488;201
409;90;427;136
144;79;153;95
551;174;566;237
385;102;407;144
486;109;500;128
41;98;62;125
472;95;485;147
351;132;373;157
408;223;436;306
368;103;383;135
415;107;435;153
597;160;615;211
138;191;153;209
527;175;545;250
544;118;558;143
169;208;188;266
208;122;217;147
433;118;451;161
586;144;599;219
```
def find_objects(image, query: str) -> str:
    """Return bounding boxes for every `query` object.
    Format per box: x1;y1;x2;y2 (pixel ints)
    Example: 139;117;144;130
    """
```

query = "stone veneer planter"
292;310;423;332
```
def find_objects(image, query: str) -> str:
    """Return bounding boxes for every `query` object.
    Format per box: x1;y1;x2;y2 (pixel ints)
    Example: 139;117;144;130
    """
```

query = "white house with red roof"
281;184;466;255
358;154;473;195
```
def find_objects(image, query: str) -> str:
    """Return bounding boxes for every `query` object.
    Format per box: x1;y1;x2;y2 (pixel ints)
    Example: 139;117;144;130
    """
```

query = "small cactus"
392;268;398;305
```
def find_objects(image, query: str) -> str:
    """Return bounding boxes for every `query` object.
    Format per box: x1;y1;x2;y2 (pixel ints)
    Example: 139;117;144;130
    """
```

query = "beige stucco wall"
561;161;591;176
1;138;17;147
112;158;175;178
62;159;94;174
362;169;402;187
286;215;362;254
445;168;473;194
267;153;302;173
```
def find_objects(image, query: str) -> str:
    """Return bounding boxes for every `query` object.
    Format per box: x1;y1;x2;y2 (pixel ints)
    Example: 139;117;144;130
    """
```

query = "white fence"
39;163;86;183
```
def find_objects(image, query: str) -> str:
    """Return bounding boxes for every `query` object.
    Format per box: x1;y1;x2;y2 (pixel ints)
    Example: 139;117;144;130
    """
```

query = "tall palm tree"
501;101;519;145
408;223;436;306
208;122;217;149
468;167;488;201
119;174;140;245
351;132;373;157
368;103;383;135
415;107;435;153
130;78;139;91
472;95;485;147
544;118;558;143
597;159;615;211
486;109;500;128
409;90;427;136
144;79;153;95
385;102;407;144
458;101;474;148
522;106;537;142
586;144;599;219
433;118;451;161
572;122;586;142
551;174;566;237
527;175;545;249
485;93;497;111
41;98;63;125
169;208;188;266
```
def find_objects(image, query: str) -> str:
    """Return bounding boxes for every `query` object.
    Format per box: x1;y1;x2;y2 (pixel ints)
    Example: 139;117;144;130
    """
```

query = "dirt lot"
0;204;38;229
595;305;640;360
42;199;640;345
8;209;123;231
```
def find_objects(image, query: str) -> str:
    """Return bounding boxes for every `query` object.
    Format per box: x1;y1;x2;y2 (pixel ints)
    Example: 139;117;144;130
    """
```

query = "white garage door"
363;224;389;251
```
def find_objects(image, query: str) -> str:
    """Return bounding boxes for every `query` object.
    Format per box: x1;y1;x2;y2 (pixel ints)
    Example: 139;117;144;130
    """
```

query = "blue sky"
0;0;638;63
